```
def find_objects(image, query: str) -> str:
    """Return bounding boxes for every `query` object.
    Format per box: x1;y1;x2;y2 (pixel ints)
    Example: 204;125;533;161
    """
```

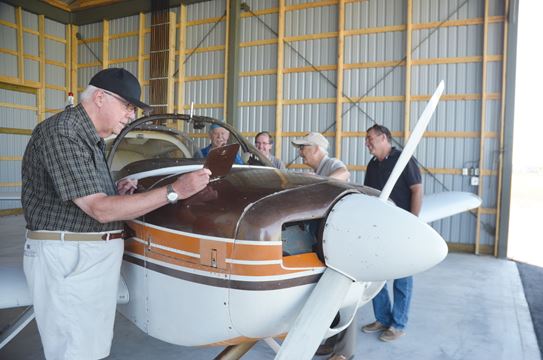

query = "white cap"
291;132;329;150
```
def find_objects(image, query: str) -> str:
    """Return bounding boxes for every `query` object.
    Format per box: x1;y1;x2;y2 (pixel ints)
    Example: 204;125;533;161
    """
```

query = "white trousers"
23;236;123;360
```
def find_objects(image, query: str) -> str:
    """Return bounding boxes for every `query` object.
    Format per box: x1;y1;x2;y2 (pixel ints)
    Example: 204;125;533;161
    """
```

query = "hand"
173;168;211;199
117;178;138;195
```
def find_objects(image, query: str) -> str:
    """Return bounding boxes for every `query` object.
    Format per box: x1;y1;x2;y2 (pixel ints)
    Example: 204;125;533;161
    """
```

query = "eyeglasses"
102;90;136;113
255;141;271;146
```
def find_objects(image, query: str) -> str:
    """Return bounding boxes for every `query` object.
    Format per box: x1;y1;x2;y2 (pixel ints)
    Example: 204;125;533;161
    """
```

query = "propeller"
276;81;446;359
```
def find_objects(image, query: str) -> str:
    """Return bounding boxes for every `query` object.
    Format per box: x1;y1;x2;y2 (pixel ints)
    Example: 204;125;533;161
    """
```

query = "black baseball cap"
89;68;150;111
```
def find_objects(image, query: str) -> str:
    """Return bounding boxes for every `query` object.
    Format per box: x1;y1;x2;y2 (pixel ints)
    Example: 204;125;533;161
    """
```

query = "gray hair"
317;145;328;156
79;85;100;103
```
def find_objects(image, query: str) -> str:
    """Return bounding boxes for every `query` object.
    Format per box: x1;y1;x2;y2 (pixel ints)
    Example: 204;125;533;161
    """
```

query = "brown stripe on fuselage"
123;253;322;290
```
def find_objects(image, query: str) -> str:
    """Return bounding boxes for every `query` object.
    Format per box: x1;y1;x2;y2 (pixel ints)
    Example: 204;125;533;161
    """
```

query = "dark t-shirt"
364;147;422;211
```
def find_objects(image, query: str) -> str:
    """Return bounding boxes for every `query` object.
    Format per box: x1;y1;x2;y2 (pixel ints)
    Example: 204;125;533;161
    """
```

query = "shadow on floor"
517;261;543;359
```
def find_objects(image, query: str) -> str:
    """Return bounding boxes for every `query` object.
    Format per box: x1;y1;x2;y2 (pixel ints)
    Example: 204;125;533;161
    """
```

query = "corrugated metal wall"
0;3;68;214
1;0;509;254
234;0;507;253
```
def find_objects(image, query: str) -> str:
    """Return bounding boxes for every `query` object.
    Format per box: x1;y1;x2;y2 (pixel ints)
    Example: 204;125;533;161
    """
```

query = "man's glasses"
102;90;136;113
255;142;270;146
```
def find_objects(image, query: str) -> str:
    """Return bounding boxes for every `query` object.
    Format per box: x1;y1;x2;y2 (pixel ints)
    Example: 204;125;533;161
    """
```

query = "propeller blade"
323;193;447;282
379;80;445;201
275;268;353;360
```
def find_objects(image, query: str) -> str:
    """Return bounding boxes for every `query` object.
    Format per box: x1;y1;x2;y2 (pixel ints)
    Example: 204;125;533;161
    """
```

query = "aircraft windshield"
105;115;272;180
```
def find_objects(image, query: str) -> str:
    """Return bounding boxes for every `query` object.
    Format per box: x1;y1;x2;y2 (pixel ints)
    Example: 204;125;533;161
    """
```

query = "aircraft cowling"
322;193;448;282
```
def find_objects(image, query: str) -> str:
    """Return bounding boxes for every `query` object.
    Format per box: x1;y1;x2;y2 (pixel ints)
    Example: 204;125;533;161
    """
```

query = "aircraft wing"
0;260;32;309
419;191;482;224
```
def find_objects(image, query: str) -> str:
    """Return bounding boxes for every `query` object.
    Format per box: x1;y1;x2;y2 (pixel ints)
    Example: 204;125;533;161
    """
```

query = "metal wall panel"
184;79;224;108
240;44;278;71
412;63;482;94
45;64;65;87
109;36;138;60
109;15;139;35
485;99;500;132
489;0;505;16
185;50;225;76
240;13;278;43
45;88;66;111
24;59;39;82
345;0;405;29
186;22;226;49
0;2;15;22
239;75;276;102
78;41;102;64
22;10;38;29
45;39;66;63
44;18;65;38
0;53;18;78
342;102;404;131
244;0;278;12
0;24;17;50
285;5;337;36
238;106;276;133
110;62;138;76
0;85;36;211
412;100;481;131
284;70;337;99
283;103;335;131
412;0;484;23
487;22;504;55
284;38;337;67
187;0;226;21
412;26;483;59
345;32;405;63
78;66;101;92
78;22;103;39
23;32;38;56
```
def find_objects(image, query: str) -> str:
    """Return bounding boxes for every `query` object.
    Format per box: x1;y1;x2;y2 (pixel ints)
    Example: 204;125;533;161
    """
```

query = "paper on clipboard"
204;143;240;180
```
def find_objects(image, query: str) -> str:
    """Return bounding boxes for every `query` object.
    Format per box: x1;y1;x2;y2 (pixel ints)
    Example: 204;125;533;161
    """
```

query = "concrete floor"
0;215;540;360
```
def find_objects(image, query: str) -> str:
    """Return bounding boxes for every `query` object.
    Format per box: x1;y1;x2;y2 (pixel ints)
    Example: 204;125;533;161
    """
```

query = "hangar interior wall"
0;0;510;255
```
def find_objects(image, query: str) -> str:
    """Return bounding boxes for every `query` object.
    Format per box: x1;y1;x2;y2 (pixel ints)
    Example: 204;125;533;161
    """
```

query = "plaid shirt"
22;104;123;232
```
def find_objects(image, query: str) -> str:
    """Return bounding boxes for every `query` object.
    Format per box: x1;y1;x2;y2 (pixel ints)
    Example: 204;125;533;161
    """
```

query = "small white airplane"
0;81;481;359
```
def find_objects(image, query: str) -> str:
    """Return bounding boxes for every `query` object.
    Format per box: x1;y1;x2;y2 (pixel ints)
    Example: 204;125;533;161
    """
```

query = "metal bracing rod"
0;306;35;350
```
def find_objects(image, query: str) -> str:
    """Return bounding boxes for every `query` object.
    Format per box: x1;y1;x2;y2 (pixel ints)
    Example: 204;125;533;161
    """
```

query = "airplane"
0;81;482;359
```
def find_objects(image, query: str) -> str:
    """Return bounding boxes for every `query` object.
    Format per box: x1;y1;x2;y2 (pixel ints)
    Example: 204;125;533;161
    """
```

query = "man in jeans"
361;124;422;342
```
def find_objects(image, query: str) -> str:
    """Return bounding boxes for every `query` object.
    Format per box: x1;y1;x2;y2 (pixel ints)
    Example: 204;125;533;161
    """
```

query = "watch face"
167;184;178;203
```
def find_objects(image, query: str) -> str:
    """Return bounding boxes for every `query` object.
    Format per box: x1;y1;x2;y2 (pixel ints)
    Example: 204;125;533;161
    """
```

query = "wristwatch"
166;184;179;204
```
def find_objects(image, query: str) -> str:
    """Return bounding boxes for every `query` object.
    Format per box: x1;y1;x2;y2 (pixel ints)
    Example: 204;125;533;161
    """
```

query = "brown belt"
27;230;125;241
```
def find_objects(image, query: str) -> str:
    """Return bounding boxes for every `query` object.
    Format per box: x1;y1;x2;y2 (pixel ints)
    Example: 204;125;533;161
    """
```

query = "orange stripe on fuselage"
125;239;309;277
126;221;282;261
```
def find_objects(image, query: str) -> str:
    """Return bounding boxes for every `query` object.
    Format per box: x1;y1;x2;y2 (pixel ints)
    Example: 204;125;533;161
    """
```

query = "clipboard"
204;143;240;181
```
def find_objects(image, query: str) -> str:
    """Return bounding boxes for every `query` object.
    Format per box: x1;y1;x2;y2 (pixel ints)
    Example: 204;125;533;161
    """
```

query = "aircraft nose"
322;193;448;282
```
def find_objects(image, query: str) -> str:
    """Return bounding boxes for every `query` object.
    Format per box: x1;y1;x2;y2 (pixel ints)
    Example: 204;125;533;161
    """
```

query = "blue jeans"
372;276;413;330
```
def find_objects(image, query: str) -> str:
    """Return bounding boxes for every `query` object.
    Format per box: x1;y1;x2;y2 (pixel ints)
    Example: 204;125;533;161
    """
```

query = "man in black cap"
21;68;211;360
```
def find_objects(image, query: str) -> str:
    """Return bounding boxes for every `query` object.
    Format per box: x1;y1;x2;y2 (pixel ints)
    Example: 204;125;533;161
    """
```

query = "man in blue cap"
22;67;211;359
199;123;243;164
